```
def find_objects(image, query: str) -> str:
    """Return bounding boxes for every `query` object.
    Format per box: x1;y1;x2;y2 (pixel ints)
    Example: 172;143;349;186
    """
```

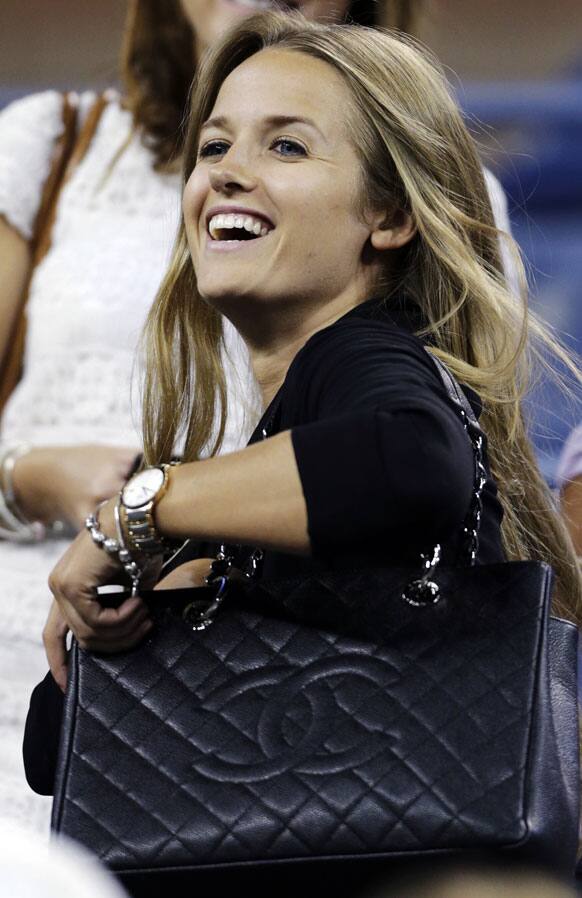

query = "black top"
248;296;503;579
23;295;504;797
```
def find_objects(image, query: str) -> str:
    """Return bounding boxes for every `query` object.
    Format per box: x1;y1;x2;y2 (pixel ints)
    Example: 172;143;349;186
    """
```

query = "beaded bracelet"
85;501;145;596
114;496;144;594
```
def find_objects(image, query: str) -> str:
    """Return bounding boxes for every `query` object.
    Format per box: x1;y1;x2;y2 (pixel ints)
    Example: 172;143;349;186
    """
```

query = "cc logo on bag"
189;655;399;782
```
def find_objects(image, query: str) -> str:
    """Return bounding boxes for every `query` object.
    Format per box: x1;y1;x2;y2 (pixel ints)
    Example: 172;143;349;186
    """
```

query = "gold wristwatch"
120;464;171;555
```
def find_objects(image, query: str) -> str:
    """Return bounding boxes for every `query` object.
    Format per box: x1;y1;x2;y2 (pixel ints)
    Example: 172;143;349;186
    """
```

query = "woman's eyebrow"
200;114;328;142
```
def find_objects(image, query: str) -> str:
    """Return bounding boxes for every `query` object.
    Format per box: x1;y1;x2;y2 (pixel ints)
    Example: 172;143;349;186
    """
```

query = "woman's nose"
208;159;256;195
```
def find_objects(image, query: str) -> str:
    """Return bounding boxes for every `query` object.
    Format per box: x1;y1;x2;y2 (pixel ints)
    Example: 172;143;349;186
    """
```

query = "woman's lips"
204;231;273;252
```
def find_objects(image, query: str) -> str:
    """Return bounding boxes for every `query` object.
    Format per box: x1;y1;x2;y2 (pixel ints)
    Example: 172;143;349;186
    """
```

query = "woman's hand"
46;498;154;669
12;444;140;529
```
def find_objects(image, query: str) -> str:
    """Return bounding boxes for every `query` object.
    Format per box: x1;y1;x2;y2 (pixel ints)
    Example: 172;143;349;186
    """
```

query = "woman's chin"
198;284;279;319
199;283;255;309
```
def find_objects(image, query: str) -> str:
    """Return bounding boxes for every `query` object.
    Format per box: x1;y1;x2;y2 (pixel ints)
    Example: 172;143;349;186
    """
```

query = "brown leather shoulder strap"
34;91;108;266
0;92;108;413
67;92;109;172
31;92;79;265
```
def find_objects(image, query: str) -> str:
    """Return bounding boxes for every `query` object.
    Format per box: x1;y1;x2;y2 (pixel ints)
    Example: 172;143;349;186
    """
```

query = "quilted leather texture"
52;560;576;875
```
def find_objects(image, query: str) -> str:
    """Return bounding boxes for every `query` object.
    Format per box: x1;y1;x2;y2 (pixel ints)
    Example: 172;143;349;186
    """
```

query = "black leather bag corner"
51;560;579;879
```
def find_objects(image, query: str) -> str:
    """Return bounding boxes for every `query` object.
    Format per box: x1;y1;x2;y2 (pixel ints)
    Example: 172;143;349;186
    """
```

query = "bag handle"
400;352;489;605
425;351;488;562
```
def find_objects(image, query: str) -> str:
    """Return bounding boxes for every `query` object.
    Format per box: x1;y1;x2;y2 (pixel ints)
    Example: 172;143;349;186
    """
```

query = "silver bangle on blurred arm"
0;444;46;542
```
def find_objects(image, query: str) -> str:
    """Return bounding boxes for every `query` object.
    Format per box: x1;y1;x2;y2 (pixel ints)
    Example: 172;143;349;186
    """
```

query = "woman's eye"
198;140;230;159
271;138;307;157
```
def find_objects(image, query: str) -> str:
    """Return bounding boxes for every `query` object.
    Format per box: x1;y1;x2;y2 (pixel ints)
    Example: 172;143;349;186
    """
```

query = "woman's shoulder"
0;89;64;129
292;304;438;383
278;303;452;424
0;89;124;240
0;90;67;238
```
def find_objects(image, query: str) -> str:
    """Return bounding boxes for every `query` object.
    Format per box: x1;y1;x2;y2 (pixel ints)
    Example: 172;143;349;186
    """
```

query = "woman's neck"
250;332;311;409
238;294;363;408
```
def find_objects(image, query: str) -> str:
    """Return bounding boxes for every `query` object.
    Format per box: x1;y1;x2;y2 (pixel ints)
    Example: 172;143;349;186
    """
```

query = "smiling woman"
43;10;581;661
33;12;582;891
25;16;582;882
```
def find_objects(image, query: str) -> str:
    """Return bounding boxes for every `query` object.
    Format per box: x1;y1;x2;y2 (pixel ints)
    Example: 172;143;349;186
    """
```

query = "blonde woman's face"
180;0;351;56
183;49;379;320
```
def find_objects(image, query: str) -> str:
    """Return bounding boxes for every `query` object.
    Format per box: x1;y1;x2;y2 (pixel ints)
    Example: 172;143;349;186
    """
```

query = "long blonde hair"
142;12;582;622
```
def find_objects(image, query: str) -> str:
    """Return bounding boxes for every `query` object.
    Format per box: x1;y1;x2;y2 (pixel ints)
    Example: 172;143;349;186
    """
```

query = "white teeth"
208;212;273;240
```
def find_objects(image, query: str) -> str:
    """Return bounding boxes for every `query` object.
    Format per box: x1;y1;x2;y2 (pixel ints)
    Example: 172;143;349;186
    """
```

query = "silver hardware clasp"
402;544;442;607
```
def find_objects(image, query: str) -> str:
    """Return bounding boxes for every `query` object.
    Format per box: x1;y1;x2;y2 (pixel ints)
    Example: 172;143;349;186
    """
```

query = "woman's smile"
204;204;275;252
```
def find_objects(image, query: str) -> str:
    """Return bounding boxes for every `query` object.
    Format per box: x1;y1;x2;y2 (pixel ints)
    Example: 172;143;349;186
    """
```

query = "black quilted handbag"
51;361;580;885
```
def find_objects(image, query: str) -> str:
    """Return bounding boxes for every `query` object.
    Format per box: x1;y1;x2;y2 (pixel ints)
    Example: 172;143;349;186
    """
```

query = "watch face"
122;468;165;509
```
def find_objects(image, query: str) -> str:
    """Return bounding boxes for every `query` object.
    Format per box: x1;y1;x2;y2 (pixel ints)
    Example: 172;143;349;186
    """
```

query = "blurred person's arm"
561;477;582;555
557;425;582;556
0;215;31;365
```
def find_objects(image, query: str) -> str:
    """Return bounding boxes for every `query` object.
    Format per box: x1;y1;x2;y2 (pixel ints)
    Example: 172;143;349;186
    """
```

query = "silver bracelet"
114;496;144;594
0;443;68;540
2;443;30;510
0;444;46;542
85;501;145;596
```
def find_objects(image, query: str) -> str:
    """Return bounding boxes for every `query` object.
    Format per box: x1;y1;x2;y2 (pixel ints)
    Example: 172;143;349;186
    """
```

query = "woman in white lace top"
0;0;514;835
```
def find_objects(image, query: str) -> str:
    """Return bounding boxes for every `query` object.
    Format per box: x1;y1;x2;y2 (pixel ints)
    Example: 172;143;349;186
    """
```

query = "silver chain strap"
401;400;487;606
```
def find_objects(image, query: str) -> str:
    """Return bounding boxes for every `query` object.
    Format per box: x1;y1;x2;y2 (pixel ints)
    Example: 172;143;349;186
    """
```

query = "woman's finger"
77;618;154;654
42;600;70;692
58;590;151;643
88;594;150;631
54;583;146;633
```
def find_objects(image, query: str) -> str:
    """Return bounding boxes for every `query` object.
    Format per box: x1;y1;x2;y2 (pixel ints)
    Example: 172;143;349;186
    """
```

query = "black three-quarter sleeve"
286;317;476;560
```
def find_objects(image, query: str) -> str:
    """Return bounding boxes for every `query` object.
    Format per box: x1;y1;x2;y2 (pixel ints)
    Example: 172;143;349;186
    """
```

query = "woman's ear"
370;208;416;251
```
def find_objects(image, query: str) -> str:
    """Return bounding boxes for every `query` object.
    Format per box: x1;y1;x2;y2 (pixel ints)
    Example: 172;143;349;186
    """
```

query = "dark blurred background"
1;0;581;480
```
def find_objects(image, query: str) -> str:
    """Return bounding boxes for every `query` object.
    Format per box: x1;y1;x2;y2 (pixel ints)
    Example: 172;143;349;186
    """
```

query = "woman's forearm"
156;431;310;555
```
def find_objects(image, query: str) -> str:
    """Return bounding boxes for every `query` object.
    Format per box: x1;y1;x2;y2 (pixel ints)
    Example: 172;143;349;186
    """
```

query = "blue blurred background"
1;0;581;481
461;77;582;482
